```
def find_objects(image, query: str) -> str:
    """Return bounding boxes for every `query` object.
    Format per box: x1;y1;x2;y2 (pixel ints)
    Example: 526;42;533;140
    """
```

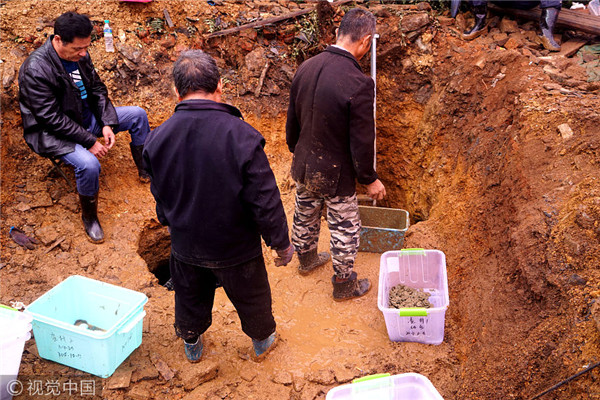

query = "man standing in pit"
286;8;386;301
143;50;294;362
18;12;151;243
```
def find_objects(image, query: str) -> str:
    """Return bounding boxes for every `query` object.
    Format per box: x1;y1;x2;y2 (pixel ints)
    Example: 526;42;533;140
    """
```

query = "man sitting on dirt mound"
142;50;294;363
286;8;386;301
18;12;151;244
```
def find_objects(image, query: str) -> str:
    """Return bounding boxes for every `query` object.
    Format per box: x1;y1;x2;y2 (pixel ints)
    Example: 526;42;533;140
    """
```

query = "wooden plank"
556;38;589;57
488;5;600;36
207;0;353;38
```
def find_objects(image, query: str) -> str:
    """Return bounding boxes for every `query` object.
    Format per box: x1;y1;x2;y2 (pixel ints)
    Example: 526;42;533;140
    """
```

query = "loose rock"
272;371;293;385
179;361;218;390
499;18;519;33
557;123;574;140
36;225;59;246
307;369;335;385
400;13;431;33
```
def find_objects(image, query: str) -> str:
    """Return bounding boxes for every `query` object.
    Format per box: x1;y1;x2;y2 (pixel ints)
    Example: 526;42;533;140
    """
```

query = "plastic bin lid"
0;306;33;341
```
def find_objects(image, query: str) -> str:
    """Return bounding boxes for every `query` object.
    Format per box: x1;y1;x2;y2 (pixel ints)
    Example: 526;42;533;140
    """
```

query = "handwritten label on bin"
403;316;429;337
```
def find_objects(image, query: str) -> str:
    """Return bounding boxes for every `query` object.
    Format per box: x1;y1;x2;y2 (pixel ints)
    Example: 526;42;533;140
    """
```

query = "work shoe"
332;272;371;301
297;249;330;276
252;332;278;361
129;143;151;183
79;193;104;244
462;4;488;40
184;336;203;363
163;278;174;291
537;7;561;51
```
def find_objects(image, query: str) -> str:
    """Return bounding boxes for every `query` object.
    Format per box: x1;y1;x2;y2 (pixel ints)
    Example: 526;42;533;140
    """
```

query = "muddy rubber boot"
462;4;487;40
297;249;330;276
79;193;104;244
331;271;371;301
252;332;278;361
184;335;203;363
129;143;151;183
537;7;561;51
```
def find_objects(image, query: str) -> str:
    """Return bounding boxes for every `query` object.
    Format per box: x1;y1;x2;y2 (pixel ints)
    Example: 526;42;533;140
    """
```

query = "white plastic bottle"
103;20;114;52
590;0;600;16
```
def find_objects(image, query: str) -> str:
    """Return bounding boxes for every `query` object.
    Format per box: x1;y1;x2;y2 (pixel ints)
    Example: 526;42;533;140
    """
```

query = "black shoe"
462;4;487;40
130;144;151;183
79;193;104;243
164;278;175;291
332;272;371;301
537;7;561;51
298;249;330;276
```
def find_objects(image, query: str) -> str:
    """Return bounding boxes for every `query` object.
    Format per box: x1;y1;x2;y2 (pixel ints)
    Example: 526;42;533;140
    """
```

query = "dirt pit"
2;1;600;399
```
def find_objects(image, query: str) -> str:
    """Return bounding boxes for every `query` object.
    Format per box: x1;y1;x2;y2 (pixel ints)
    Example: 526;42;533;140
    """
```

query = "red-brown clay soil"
1;1;599;399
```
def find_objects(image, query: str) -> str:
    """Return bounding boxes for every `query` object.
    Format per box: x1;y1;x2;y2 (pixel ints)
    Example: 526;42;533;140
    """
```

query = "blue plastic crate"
25;275;148;378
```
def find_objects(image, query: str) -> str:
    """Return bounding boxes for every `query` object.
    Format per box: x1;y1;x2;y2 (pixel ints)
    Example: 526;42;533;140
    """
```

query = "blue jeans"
60;106;150;196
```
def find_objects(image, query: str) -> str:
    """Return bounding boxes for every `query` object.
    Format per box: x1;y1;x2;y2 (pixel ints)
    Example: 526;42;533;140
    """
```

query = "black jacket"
18;36;118;158
143;99;290;267
286;46;378;197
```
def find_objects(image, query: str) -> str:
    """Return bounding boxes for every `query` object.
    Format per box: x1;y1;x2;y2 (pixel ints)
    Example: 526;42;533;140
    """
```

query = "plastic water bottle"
103;20;114;52
589;0;600;16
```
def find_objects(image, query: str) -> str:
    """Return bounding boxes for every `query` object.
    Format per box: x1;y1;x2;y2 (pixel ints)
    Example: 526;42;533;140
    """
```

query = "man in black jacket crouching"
18;12;151;243
143;50;293;363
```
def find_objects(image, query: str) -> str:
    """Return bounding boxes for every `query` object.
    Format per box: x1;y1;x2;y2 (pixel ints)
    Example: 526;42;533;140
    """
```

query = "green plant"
148;18;165;35
186;22;198;37
204;18;217;33
289;11;319;60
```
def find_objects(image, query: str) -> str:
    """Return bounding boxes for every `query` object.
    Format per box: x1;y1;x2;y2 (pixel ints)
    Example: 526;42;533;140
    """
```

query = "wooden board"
556;38;589;57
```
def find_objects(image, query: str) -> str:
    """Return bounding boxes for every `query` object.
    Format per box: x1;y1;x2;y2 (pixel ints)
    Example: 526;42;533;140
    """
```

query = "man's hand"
102;126;115;149
274;244;294;267
366;179;386;201
89;141;109;158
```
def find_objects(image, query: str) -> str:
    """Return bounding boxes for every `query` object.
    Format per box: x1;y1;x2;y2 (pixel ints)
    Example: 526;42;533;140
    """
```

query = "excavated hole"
137;219;171;288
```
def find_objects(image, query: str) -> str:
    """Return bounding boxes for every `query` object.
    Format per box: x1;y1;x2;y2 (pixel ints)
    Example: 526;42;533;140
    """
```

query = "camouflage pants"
292;183;360;279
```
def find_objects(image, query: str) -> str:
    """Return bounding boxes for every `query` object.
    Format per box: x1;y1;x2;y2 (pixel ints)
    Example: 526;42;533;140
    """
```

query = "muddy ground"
1;0;600;399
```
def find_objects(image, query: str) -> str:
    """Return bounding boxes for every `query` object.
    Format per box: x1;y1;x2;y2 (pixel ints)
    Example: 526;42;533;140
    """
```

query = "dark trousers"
170;254;276;342
471;1;562;9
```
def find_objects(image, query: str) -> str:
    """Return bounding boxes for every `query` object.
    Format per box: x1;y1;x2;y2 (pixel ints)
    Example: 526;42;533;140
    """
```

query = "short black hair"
173;50;220;98
54;12;93;43
338;8;376;43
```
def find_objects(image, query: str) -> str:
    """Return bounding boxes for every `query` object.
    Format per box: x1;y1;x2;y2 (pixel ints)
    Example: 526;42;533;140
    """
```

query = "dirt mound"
1;1;600;399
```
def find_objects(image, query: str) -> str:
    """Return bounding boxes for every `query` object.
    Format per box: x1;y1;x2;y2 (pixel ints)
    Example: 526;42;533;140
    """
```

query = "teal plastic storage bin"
358;206;410;253
326;373;444;399
25;275;148;378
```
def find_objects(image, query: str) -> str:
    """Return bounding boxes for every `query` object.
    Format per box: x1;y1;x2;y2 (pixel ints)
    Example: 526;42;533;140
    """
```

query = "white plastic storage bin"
377;249;449;344
0;306;33;400
326;373;444;400
25;276;148;378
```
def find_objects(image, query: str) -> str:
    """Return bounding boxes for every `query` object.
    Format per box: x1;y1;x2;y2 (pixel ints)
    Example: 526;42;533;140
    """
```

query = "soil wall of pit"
372;21;600;398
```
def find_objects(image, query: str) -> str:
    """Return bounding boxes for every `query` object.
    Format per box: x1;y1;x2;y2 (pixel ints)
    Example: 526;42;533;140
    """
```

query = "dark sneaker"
252;332;277;361
184;336;203;363
163;278;174;291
